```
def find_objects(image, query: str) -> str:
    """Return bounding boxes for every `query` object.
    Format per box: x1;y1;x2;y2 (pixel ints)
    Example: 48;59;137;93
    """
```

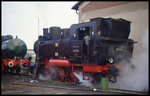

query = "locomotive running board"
71;64;111;73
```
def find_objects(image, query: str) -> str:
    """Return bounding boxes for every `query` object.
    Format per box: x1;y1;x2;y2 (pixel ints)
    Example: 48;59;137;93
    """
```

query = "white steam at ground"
109;29;148;92
38;66;58;81
38;73;52;81
73;72;92;86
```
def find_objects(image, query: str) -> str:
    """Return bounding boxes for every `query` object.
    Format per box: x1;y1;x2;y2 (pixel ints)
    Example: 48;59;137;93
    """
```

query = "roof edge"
72;2;83;10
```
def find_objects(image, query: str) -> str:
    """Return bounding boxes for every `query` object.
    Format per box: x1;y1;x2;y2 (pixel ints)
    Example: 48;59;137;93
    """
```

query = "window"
77;26;90;40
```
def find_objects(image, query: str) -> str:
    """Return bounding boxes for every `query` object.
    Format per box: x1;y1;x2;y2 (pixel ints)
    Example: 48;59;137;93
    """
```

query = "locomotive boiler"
2;35;31;74
33;17;135;84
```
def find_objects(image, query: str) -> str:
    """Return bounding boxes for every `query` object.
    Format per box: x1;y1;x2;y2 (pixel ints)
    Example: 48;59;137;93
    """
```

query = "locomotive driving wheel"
57;68;65;82
68;71;79;84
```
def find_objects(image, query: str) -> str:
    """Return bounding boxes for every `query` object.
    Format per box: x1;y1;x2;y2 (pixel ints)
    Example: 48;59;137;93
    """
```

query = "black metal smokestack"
43;28;49;39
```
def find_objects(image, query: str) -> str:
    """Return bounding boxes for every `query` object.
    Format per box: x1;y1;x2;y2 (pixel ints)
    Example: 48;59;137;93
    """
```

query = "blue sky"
2;1;78;49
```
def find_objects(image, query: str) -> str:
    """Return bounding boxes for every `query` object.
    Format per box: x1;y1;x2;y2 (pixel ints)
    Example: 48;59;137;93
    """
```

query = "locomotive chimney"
43;28;49;39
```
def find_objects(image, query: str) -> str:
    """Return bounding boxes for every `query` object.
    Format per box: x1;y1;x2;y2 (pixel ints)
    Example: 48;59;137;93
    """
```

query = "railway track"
12;80;145;95
2;74;147;95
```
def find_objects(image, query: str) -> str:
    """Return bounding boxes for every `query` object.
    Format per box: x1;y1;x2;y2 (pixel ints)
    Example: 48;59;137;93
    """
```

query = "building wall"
78;2;148;58
79;1;131;13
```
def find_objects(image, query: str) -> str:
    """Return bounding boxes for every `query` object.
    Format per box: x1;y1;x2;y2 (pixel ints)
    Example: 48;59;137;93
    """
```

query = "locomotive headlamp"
109;58;114;64
8;62;14;67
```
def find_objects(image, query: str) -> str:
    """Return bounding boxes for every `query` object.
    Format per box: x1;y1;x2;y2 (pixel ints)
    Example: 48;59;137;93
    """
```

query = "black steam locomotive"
33;17;135;84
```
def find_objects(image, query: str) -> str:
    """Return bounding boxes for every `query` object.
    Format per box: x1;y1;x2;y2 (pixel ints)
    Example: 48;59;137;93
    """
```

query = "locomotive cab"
77;26;91;63
70;22;95;64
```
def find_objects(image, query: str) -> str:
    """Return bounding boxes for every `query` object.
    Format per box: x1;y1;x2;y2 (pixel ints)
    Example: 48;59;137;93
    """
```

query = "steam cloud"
38;66;58;81
109;29;148;92
73;72;92;86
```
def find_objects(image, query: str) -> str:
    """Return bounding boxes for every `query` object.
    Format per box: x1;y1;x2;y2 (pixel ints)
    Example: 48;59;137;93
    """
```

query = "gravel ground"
1;73;146;95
